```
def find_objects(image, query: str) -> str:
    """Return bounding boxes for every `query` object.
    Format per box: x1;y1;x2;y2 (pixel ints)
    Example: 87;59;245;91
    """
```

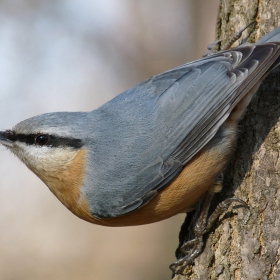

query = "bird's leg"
169;174;249;274
203;21;256;57
221;21;256;51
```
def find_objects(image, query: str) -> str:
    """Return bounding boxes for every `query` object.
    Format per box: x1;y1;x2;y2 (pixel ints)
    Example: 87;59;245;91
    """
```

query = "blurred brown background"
0;1;219;279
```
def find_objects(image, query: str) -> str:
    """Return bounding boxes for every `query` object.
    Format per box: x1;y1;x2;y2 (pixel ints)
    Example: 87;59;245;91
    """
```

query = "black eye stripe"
4;131;83;149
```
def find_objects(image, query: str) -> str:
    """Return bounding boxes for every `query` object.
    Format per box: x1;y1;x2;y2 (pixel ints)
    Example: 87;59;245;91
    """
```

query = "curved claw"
170;239;204;274
222;197;249;209
170;195;250;274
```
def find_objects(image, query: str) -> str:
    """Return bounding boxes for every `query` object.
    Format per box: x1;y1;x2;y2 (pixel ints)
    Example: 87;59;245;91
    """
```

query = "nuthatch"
1;25;280;260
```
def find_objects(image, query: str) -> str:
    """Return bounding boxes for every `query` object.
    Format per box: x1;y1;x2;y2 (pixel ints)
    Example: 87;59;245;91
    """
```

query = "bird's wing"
89;43;280;218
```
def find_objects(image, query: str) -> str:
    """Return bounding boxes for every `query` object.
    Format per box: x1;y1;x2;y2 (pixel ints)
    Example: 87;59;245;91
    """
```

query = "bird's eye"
35;135;49;146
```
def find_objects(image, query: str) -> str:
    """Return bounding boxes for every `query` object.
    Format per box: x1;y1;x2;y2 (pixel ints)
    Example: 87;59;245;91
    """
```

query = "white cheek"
12;142;78;172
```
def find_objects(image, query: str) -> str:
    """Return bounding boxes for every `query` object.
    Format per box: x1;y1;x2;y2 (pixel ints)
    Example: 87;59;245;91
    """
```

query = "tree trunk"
172;1;280;279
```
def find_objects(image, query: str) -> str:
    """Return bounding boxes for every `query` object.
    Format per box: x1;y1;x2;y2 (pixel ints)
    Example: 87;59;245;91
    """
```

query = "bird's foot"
170;196;248;275
203;21;256;57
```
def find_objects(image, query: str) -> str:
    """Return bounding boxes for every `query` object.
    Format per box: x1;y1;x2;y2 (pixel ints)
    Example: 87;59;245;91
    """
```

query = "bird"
0;25;280;239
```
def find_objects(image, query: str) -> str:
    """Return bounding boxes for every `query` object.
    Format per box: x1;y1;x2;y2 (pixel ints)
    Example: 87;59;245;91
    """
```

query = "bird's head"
0;112;94;220
0;112;88;173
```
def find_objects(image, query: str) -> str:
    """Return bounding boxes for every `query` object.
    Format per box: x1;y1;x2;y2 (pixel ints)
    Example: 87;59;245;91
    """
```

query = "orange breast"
37;122;237;227
36;149;94;222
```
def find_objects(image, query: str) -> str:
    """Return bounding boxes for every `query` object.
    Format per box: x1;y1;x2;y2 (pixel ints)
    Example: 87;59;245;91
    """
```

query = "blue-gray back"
83;40;280;218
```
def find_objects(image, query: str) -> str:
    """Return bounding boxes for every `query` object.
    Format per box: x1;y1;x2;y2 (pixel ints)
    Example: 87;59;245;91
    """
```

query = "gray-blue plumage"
13;28;280;218
83;44;280;218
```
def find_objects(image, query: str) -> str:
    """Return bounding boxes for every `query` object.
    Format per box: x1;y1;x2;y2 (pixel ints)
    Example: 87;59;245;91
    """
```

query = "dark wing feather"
124;43;280;213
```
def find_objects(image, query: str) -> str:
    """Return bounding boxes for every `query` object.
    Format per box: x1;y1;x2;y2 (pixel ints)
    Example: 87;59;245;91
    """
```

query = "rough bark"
172;1;280;279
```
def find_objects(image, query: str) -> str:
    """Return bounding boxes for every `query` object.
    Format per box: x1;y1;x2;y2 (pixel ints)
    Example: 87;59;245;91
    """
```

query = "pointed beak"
0;130;14;148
